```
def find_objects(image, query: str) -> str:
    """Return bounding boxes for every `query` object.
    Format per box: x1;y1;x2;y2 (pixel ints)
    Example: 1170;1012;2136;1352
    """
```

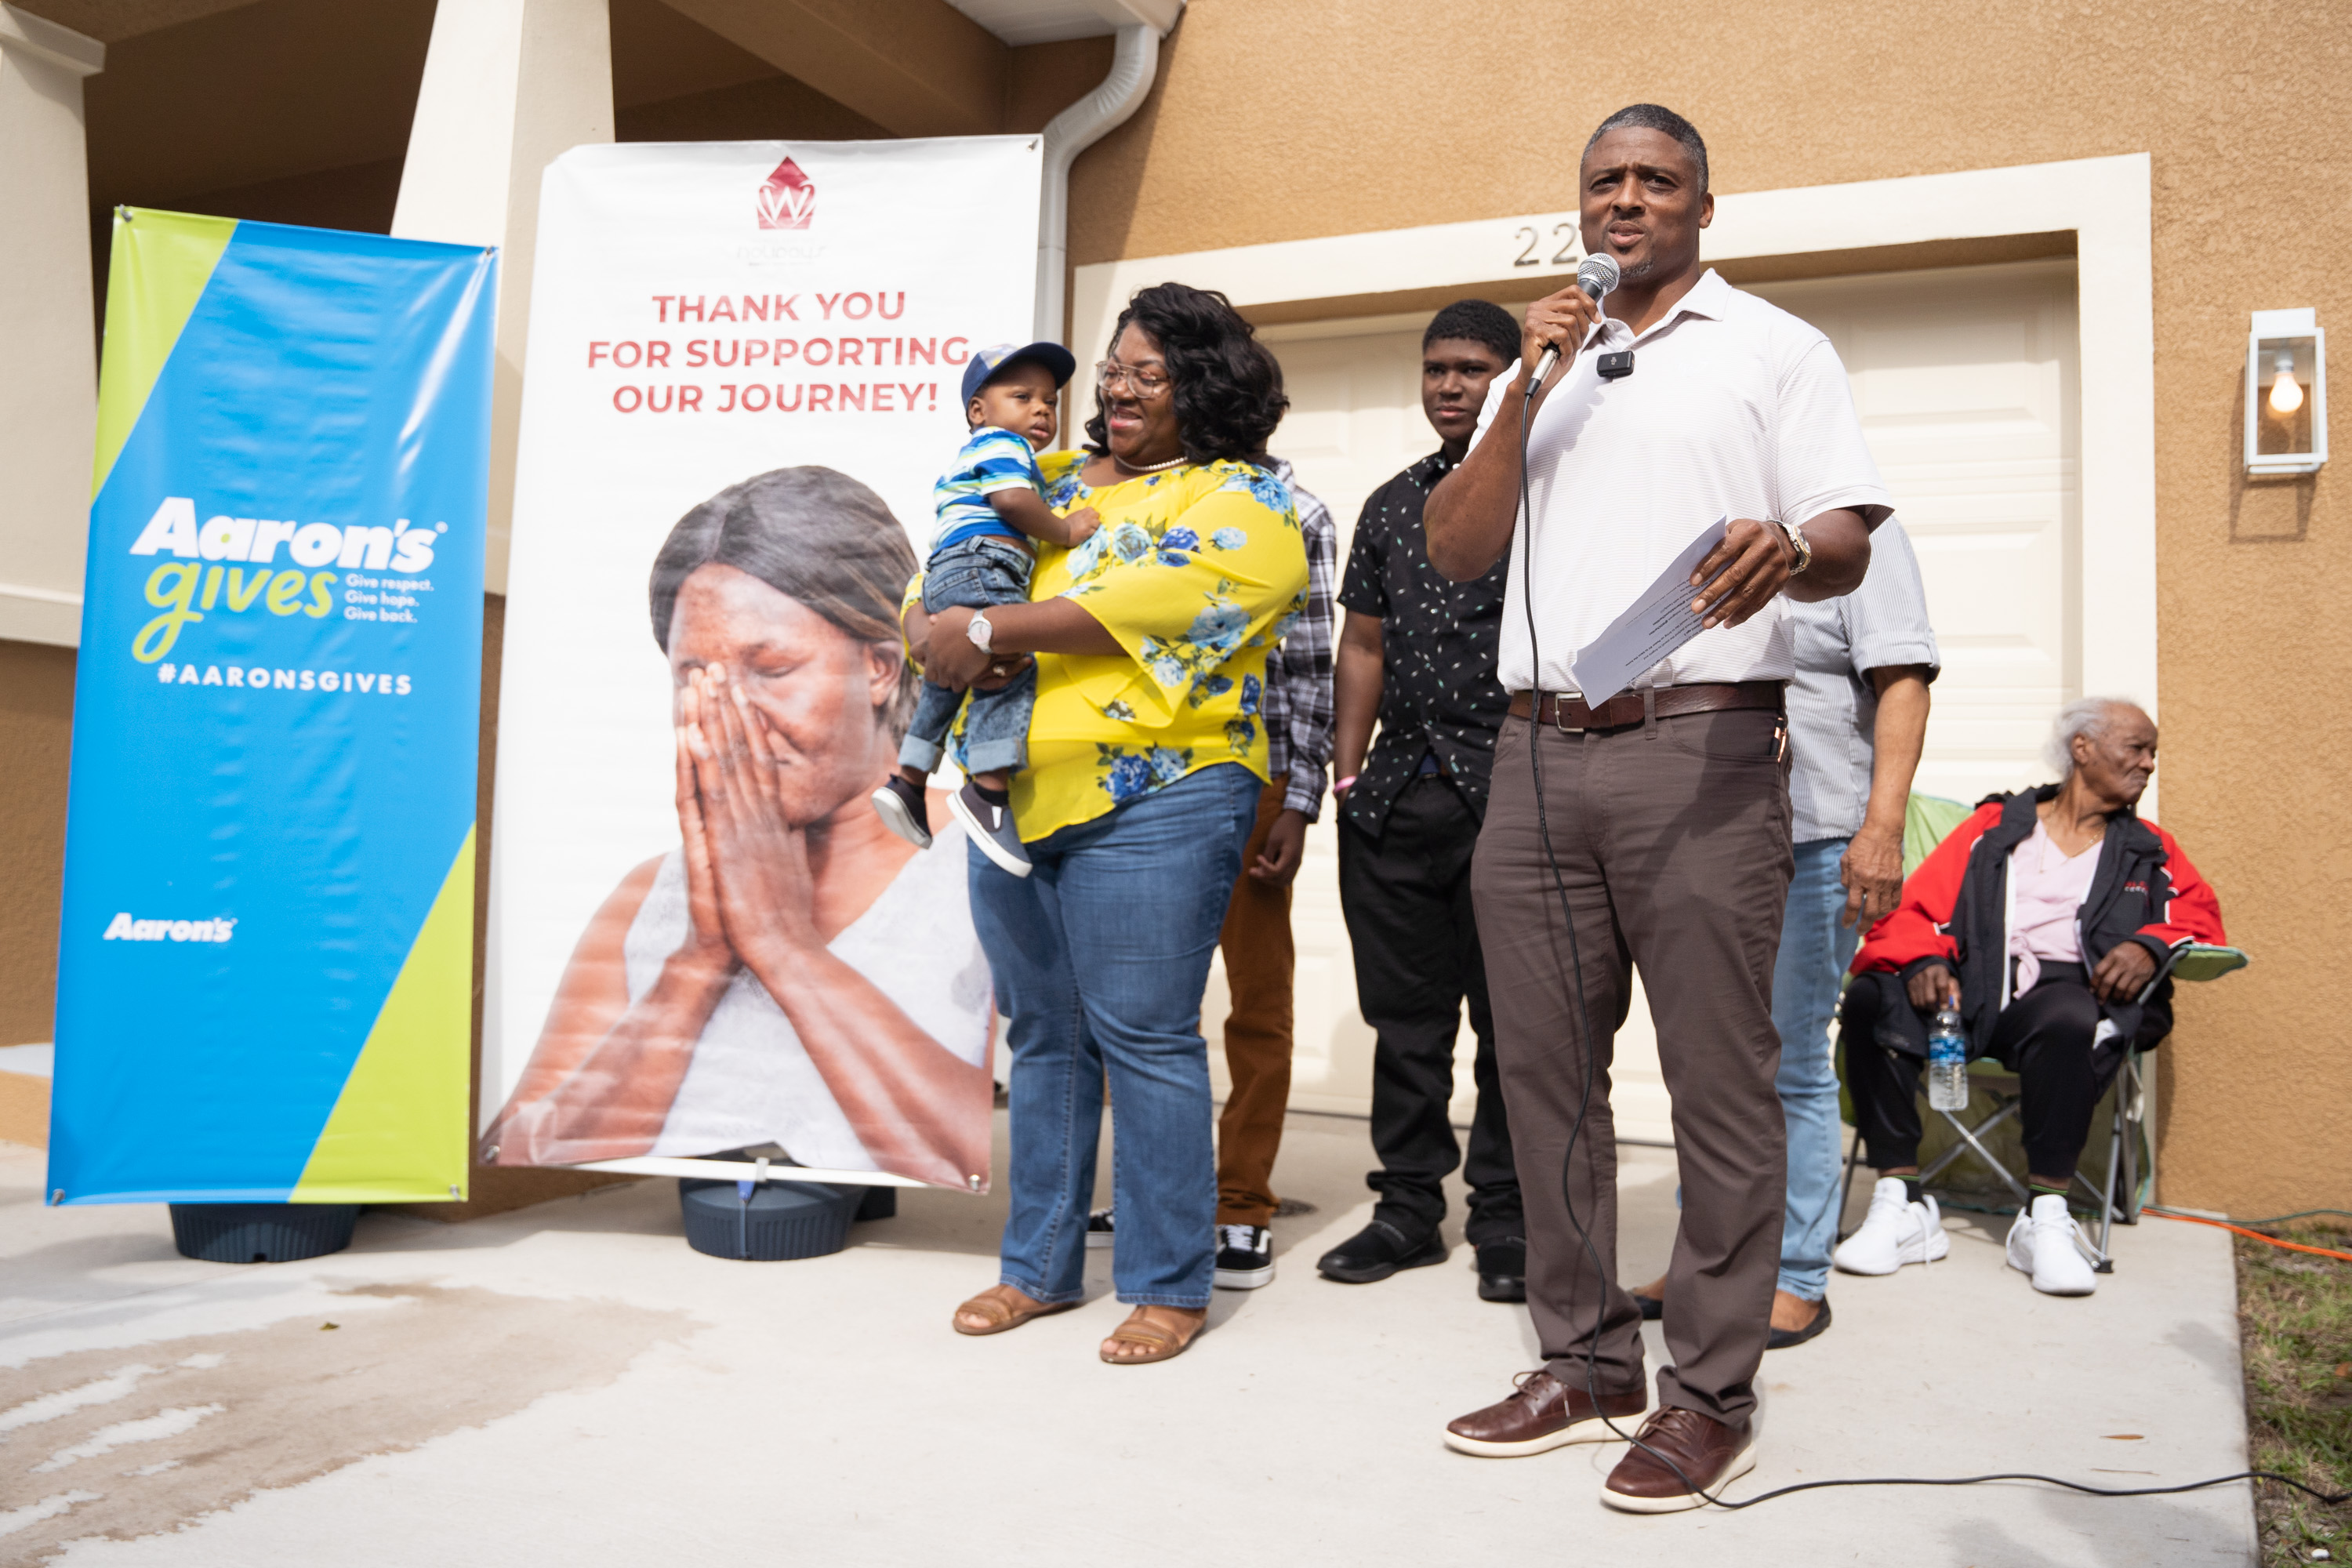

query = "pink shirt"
2008;819;2100;994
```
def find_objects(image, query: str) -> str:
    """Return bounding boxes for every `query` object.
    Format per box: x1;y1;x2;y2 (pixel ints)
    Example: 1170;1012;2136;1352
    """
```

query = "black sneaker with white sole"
869;776;932;850
1214;1223;1275;1290
1085;1207;1115;1250
949;780;1032;877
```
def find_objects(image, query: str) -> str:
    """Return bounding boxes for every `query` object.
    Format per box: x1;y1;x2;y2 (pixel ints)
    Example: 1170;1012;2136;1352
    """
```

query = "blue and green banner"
49;209;495;1205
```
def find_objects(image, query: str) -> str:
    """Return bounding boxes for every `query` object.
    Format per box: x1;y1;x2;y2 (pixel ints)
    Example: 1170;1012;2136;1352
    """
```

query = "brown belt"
1508;681;1785;731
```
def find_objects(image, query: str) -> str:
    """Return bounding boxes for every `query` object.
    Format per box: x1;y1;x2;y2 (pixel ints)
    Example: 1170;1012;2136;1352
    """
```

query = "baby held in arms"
871;342;1098;877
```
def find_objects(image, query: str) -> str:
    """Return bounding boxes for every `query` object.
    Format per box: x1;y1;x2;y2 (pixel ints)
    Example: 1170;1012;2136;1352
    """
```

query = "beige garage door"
1207;259;2082;1145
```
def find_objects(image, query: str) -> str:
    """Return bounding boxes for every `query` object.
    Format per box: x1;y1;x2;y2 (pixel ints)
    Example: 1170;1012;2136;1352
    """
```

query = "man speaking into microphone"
1424;103;1888;1510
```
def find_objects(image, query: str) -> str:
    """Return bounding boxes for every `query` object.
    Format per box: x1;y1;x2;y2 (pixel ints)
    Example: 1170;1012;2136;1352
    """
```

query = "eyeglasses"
1094;358;1171;397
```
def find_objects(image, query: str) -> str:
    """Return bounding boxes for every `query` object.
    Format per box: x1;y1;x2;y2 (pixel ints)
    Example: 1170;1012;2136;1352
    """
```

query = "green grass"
2236;1223;2352;1566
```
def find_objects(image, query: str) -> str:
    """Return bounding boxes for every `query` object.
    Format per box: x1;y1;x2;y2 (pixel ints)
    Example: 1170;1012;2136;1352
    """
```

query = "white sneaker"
2007;1194;2098;1295
1831;1177;1951;1276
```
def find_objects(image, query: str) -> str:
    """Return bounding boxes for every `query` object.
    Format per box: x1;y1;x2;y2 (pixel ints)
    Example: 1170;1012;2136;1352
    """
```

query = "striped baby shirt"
931;425;1046;555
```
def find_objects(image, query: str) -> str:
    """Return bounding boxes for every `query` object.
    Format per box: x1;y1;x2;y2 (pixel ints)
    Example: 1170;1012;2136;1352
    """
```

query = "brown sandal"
952;1284;1075;1337
1099;1305;1207;1365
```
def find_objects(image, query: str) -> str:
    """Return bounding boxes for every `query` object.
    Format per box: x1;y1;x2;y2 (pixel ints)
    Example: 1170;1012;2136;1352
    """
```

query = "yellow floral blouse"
1019;452;1308;841
909;453;1308;844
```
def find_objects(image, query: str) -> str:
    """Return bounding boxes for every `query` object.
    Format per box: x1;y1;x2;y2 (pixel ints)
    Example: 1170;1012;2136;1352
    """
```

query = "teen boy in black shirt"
1316;300;1526;1301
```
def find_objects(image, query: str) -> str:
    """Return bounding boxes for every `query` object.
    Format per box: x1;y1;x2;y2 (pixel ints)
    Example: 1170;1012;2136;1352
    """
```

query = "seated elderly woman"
1831;698;2225;1296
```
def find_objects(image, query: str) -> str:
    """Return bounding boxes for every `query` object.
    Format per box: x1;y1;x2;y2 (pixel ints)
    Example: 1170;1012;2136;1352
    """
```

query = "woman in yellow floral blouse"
920;285;1306;1365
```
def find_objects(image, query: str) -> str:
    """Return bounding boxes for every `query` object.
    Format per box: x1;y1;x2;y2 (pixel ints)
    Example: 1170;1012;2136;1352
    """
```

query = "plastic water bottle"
1927;1004;1969;1112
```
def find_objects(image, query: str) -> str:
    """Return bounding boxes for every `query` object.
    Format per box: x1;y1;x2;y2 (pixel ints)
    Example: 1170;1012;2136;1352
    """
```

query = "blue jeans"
1774;837;1860;1300
969;761;1262;1308
902;534;1036;777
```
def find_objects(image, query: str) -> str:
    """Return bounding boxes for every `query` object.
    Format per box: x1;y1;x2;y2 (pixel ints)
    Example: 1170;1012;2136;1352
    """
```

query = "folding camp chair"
1832;792;2249;1272
1838;940;2250;1272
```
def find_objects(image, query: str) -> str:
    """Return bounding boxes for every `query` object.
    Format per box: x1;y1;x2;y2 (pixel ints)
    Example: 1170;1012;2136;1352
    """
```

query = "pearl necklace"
1113;451;1188;474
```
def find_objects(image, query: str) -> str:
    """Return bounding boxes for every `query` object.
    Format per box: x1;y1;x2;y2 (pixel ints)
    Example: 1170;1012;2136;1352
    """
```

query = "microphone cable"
1507;361;2348;1516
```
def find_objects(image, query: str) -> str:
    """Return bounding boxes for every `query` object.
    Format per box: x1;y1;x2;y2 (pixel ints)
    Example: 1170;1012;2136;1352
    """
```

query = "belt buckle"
1547;692;1579;734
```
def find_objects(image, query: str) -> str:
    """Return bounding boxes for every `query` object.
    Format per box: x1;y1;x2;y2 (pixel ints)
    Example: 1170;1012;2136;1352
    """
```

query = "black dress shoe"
1631;1290;1664;1322
1316;1218;1445;1283
1765;1294;1831;1350
1475;1239;1527;1302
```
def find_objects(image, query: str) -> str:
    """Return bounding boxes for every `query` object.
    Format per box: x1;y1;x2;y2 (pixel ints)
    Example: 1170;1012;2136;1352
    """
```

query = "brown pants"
1471;710;1792;1428
1215;776;1294;1227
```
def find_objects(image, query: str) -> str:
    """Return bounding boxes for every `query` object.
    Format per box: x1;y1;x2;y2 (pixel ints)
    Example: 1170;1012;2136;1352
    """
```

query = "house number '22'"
1513;223;1579;268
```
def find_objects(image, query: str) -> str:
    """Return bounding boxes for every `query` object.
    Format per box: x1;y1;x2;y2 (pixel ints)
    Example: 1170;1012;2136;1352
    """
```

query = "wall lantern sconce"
2246;308;2326;477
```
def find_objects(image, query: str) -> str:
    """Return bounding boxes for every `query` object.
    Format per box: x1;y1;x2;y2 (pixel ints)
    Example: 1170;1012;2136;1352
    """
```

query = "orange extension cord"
2145;1207;2352;1263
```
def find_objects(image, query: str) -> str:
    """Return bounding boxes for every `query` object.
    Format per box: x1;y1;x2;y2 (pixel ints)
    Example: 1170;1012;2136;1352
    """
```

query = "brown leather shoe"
1600;1406;1757;1512
1443;1369;1649;1457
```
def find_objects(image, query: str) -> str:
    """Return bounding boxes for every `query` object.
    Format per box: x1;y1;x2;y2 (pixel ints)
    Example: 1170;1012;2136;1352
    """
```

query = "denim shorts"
921;533;1033;615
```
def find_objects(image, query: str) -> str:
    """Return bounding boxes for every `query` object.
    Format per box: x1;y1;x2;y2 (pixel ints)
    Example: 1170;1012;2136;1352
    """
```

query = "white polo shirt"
1470;268;1891;696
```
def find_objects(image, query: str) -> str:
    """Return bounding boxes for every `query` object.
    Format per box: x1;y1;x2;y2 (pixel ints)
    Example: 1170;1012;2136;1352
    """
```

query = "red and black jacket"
1851;786;2226;1059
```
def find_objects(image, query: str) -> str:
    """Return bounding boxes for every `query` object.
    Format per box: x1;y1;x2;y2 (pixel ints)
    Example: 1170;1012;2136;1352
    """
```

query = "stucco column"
392;0;612;593
0;5;103;648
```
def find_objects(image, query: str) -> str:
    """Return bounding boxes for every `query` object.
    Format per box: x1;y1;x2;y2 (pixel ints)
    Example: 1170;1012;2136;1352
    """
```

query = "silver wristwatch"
966;608;995;654
1776;518;1813;576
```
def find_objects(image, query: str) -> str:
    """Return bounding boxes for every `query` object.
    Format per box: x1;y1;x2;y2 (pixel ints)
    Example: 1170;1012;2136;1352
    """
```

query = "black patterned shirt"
1337;451;1512;837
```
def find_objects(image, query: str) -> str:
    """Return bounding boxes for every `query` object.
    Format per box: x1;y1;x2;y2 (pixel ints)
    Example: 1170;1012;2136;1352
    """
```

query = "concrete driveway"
0;1115;2256;1566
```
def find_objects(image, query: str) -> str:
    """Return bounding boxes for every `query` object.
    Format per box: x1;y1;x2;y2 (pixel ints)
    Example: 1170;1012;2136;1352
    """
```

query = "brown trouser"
1471;709;1793;1428
1214;776;1294;1227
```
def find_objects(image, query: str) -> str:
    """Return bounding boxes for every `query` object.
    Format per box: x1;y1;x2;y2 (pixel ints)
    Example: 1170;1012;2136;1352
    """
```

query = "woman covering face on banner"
488;466;995;1189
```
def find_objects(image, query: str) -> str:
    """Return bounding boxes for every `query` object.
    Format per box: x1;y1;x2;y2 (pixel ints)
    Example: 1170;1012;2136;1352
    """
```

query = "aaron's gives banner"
488;139;1042;1192
49;209;494;1205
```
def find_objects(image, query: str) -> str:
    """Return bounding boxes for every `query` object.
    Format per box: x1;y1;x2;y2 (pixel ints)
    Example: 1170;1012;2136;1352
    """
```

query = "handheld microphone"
1526;252;1621;392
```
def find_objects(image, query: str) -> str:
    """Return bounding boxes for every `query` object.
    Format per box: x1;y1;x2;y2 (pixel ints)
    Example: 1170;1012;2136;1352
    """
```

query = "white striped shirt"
1471;269;1890;696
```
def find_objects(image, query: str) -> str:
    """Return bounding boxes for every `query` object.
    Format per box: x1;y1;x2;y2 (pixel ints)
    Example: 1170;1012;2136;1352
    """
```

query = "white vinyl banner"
487;140;1040;1191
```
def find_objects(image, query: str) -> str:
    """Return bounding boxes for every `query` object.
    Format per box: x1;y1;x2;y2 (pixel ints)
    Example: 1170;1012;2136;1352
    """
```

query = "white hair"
2044;696;2144;776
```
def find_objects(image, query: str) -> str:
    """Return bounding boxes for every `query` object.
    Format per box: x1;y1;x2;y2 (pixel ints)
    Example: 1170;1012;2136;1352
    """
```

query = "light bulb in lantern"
2269;353;2305;416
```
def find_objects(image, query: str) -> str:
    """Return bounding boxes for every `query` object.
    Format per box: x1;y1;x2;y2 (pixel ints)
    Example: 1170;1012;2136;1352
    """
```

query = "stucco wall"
1067;0;2348;1216
0;640;74;1047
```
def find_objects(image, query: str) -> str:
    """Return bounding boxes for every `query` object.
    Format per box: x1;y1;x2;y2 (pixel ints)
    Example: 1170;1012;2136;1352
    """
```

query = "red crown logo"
757;156;815;230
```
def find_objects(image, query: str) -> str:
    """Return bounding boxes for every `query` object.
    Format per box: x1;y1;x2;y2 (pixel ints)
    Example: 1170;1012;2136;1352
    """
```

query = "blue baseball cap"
960;340;1079;406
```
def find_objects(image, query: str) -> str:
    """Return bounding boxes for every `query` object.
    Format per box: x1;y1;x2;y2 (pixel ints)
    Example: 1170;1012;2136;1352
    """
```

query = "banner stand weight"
167;1201;360;1264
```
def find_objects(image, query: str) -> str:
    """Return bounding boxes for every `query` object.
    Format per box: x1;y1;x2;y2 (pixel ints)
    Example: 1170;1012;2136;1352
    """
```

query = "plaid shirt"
1260;457;1336;821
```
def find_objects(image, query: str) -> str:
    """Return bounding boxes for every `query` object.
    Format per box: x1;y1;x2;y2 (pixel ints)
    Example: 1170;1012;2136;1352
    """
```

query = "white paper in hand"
1568;516;1731;704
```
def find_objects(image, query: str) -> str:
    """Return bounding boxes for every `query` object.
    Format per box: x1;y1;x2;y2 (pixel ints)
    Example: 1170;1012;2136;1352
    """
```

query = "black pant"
1843;964;2166;1178
1337;775;1521;1245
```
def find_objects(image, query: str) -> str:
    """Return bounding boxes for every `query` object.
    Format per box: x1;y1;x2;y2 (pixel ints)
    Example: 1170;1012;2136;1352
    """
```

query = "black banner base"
679;1178;899;1261
169;1203;359;1263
